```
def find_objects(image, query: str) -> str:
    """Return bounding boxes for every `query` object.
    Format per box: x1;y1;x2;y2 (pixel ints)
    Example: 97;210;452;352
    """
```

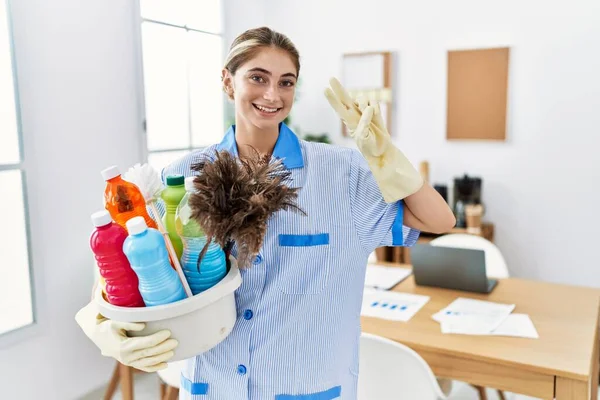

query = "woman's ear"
222;69;235;100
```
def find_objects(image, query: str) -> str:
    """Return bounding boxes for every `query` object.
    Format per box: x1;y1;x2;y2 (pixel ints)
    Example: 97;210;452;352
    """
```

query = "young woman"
77;26;455;399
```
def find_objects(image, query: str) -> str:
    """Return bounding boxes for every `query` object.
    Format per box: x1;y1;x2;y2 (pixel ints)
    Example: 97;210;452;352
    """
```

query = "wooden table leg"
474;385;488;400
591;323;599;400
160;382;166;399
104;362;120;400
593;349;600;400
555;377;591;400
556;317;599;400
164;386;179;400
119;363;134;400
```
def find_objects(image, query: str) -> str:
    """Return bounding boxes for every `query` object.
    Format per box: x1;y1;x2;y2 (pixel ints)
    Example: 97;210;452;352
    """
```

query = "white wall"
223;0;266;51
253;0;600;287
0;0;144;398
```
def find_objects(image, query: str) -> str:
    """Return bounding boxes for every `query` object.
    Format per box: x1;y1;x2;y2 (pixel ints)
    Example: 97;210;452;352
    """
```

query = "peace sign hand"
324;77;423;202
325;78;387;157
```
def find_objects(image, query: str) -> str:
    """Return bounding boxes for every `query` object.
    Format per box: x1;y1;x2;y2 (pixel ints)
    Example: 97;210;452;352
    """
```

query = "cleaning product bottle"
161;175;186;260
175;176;227;295
123;216;187;306
102;165;157;231
89;210;145;308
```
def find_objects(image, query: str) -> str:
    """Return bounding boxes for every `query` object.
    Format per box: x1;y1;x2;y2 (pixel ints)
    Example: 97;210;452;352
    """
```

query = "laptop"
410;243;498;293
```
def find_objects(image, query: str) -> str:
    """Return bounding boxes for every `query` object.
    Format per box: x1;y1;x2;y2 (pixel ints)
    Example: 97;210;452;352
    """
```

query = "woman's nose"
263;83;281;103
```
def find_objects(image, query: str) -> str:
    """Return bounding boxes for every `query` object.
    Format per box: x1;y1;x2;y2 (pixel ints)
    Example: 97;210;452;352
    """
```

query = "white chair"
429;233;509;400
429;234;509;278
357;332;449;400
158;360;186;400
368;251;378;263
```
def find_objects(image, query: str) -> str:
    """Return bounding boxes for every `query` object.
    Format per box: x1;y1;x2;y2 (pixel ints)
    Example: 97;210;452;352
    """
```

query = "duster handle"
149;201;193;298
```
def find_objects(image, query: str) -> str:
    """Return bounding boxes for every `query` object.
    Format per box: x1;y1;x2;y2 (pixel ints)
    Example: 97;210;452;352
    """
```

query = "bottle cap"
184;176;197;192
166;174;185;186
101;165;120;181
126;216;148;235
91;210;112;227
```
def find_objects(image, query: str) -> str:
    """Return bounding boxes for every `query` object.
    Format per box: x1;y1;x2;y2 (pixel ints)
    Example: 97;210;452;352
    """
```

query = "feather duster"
189;149;306;270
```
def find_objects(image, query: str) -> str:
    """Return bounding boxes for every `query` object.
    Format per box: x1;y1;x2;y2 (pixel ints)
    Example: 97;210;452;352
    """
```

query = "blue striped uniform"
161;123;420;399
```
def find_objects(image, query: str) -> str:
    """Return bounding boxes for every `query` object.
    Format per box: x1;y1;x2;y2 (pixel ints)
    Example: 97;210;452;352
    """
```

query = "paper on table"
486;314;539;339
433;298;515;335
364;264;412;290
361;287;429;322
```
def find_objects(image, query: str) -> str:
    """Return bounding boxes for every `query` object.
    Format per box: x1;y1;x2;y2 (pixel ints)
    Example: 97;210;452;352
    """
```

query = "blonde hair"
222;27;300;99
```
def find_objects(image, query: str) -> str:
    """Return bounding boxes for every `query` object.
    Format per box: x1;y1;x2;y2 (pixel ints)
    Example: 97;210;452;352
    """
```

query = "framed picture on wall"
341;51;394;137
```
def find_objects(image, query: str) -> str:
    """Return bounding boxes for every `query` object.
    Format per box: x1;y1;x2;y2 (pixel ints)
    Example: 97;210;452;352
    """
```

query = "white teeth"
255;104;278;113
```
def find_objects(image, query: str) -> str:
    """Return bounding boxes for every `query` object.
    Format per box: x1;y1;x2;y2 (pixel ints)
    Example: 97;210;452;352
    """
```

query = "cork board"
446;47;510;141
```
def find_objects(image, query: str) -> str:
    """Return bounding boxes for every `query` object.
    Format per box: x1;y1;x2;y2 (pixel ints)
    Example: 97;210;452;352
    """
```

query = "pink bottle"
90;210;145;307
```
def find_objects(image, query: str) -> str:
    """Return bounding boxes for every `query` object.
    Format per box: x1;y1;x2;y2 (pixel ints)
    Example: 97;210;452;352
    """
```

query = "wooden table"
361;265;600;399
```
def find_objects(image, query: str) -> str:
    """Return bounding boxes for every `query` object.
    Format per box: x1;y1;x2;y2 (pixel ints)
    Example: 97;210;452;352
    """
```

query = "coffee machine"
453;174;482;228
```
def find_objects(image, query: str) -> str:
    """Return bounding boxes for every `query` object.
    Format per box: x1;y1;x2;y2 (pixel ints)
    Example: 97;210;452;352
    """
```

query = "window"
0;0;34;336
138;0;225;172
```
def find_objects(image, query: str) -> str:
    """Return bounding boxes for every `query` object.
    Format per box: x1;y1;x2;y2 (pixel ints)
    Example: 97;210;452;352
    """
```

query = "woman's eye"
280;80;295;87
251;75;265;83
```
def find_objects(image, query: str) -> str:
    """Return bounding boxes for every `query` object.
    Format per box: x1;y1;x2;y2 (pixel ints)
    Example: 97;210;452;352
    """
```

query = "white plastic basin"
95;257;242;362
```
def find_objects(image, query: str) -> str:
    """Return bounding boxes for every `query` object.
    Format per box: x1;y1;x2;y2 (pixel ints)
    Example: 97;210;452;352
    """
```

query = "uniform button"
243;309;254;320
237;364;247;375
253;254;263;265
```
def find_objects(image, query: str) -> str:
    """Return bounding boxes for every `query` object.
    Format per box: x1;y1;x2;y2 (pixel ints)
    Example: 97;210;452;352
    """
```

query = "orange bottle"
101;165;158;231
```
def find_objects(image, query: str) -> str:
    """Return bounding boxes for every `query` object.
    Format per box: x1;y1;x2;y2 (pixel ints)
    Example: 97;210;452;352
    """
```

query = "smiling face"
223;46;298;132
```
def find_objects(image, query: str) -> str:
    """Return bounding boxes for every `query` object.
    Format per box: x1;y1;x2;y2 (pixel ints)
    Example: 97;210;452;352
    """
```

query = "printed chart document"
486;313;539;339
361;287;429;322
433;298;515;335
364;264;412;290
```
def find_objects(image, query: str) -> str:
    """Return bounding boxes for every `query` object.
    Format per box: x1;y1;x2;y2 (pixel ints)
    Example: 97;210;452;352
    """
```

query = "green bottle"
161;175;186;259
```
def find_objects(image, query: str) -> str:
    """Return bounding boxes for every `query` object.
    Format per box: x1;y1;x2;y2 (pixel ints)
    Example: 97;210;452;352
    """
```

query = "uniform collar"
216;122;304;169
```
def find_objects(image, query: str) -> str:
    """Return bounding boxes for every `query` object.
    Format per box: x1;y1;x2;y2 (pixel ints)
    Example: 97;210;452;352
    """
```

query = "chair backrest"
368;251;378;263
429;234;509;278
157;360;187;389
357;333;447;400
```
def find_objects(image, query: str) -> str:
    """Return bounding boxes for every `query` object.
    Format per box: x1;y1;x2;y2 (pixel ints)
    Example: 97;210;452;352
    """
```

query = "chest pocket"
275;233;331;295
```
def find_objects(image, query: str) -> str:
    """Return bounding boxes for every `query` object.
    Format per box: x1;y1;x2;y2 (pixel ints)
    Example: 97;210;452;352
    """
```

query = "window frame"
133;0;227;167
0;0;38;345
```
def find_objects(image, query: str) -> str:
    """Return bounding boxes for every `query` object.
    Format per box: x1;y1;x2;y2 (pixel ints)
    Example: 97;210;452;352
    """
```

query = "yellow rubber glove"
324;77;423;202
75;301;177;372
